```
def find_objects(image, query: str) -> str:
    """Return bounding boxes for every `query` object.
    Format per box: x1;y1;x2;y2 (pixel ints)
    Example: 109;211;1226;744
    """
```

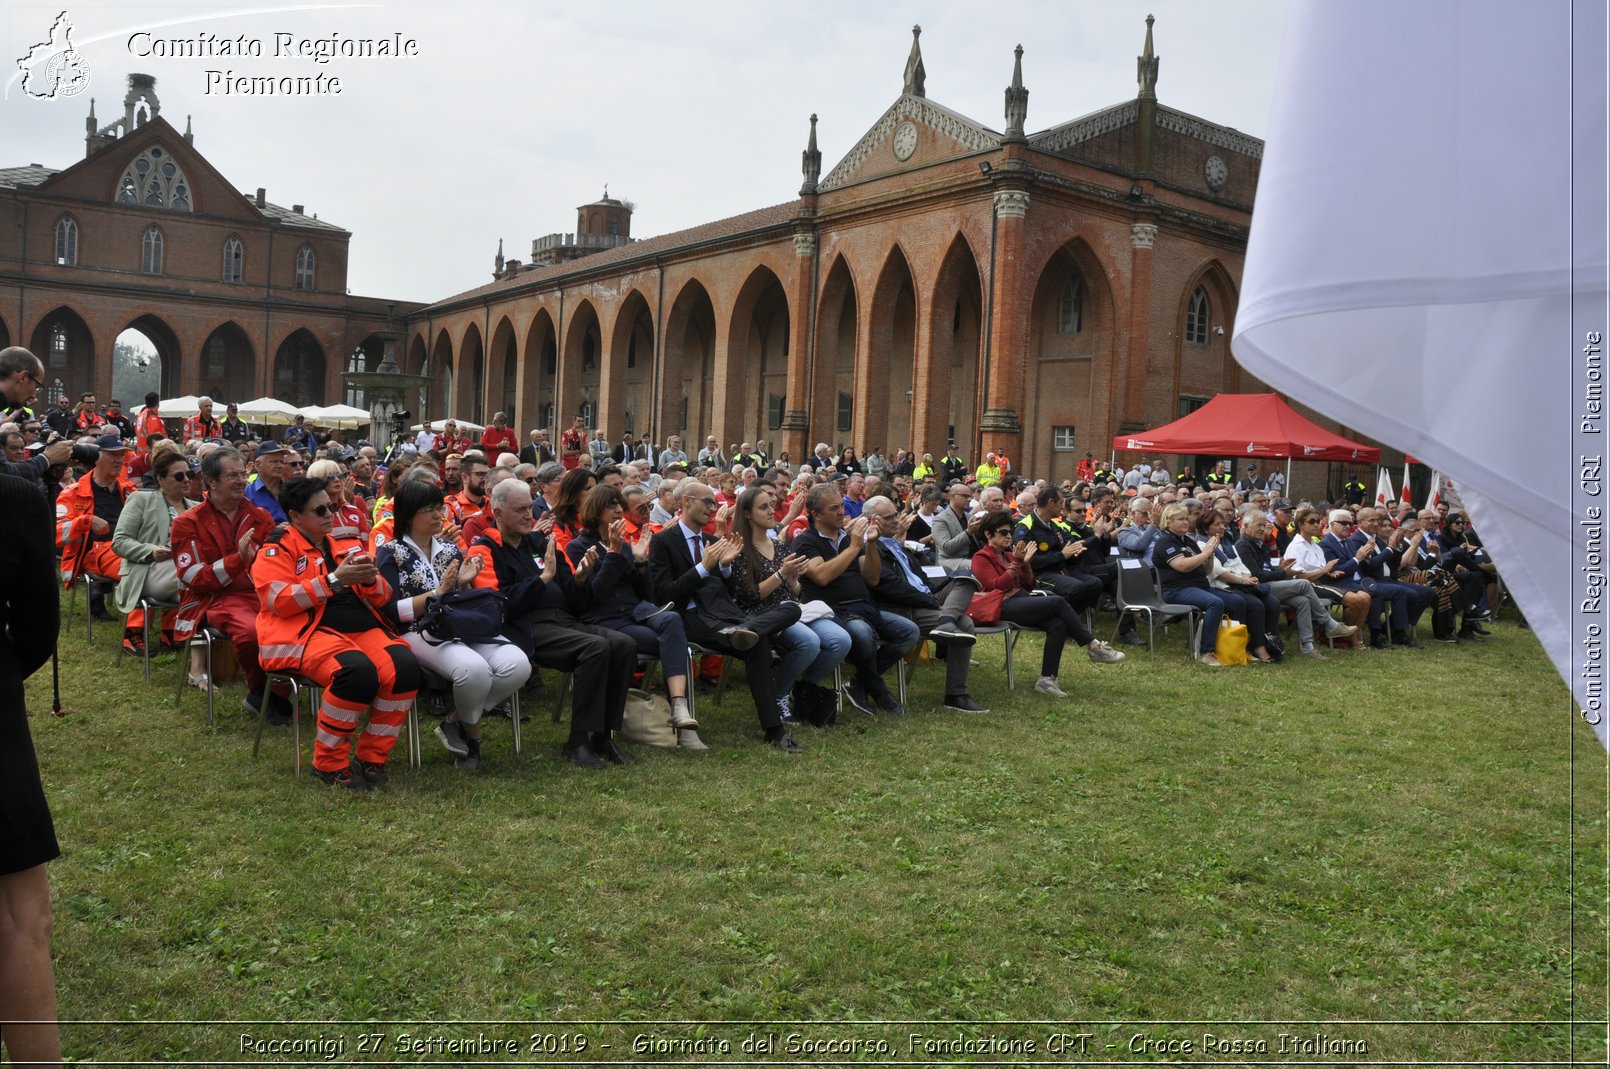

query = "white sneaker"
677;727;709;751
1034;677;1069;698
1086;639;1125;664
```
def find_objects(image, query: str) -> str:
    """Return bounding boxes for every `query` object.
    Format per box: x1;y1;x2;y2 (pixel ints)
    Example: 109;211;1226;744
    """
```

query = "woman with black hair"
548;467;596;556
374;479;530;770
566;484;692;725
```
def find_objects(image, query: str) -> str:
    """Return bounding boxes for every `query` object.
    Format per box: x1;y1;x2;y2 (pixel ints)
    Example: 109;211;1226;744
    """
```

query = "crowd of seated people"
5;356;1512;789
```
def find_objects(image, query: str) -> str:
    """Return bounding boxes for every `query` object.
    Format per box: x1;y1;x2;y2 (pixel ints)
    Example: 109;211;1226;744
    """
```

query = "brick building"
408;20;1273;479
0;73;418;413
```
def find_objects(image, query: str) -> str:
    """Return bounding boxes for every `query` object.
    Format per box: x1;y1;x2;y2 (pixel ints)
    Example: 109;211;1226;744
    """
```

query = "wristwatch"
327;574;345;594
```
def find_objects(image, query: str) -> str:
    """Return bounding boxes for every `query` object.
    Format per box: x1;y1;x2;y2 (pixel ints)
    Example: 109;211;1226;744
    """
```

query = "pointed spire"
495;238;505;274
1003;44;1029;141
183;114;193;145
1137;14;1159;100
903;25;926;98
800;113;823;195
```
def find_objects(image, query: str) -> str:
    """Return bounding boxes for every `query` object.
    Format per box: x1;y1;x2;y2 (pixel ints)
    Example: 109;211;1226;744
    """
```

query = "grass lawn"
24;603;1607;1065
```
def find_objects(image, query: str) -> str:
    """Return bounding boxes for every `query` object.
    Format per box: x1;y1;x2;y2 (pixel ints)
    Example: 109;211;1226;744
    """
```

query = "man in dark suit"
648;479;805;753
613;434;637;466
1319;507;1411;650
465;479;639;767
633;434;657;469
518;429;553;468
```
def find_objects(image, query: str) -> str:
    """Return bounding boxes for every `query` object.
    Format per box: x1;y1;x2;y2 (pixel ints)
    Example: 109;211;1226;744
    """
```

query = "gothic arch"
29;305;97;406
662;278;715;445
487;315;518;425
459;321;485;424
115;313;181;402
921;234;986;457
272;328;326;407
198;320;256;402
1173;259;1242;408
1027;237;1120;477
560;299;602;431
603;290;654;445
429;327;454;422
813;254;859;449
856;246;918;455
522;307;558;434
723;265;789;448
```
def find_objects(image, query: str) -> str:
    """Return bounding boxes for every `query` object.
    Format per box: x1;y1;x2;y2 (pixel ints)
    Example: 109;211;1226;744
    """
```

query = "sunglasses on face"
307;504;331;517
167;470;191;480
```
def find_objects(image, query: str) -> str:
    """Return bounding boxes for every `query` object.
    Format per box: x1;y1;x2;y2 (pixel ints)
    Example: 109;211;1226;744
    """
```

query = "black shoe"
592;736;633;765
561;741;606;770
943;693;990;714
1098;595;1118;613
1370;634;1394;651
930;619;976;644
1118;630;1146;647
1435;633;1459;644
1458;627;1486;640
1468;608;1493;621
312;766;370;791
843;682;876;716
718;625;760;651
768;731;805;754
1471;622;1491;635
435;719;470;757
351;758;388;787
266;693;293;726
456;736;482;771
1392;632;1424;649
873;689;906;716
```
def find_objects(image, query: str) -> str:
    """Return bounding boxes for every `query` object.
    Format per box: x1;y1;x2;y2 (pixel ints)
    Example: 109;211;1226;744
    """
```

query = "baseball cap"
254;441;293;457
93;434;130;453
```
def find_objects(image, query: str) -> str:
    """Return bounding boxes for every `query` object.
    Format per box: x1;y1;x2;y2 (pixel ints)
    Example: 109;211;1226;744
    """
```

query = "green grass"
24;603;1608;1065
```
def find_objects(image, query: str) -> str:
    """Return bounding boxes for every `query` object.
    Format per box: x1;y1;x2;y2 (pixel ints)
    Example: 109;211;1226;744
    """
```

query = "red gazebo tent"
1112;393;1380;464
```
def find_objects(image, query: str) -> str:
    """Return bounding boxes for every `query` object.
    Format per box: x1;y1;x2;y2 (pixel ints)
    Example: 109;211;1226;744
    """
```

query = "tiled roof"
420;200;800;313
255;199;348;232
0;164;60;189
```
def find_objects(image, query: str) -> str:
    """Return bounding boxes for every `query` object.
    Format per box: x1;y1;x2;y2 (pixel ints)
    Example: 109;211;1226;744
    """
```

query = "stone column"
1120;222;1157;430
779;229;817;461
980;187;1029;461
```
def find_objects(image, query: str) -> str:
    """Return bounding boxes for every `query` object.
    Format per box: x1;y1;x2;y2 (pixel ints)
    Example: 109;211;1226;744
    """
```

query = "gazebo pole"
1285;456;1292;492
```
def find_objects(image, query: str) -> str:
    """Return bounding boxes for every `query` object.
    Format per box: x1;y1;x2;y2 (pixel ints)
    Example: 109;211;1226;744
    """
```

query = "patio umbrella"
154;394;202;419
300;404;372;429
235;397;302;426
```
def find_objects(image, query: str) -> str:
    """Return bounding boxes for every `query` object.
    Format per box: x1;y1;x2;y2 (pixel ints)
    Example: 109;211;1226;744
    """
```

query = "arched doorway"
726;266;788;448
860;247;917;456
606;292;654;444
1028;239;1117;478
523;310;557;435
488;315;518;426
662;280;715;446
198;321;255;403
428;329;454;422
112;314;180;409
813;256;858;452
925;235;984;458
273;328;327;407
460;323;485;425
561;301;602;433
29;306;95;407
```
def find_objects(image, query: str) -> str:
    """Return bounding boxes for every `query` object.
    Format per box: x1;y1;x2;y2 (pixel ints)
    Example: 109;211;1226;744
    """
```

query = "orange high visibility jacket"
55;470;133;587
135;408;166;453
251;523;394;672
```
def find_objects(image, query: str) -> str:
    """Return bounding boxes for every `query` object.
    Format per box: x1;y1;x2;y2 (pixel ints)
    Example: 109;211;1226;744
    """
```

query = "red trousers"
200;593;266;692
298;627;420;773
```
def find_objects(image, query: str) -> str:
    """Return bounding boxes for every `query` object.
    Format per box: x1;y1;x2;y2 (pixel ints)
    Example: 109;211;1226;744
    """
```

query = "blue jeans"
774;619;855;693
1163;584;1229;655
841;611;920;694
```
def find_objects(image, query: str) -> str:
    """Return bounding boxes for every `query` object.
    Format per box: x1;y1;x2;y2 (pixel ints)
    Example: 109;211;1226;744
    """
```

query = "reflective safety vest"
251;524;395;671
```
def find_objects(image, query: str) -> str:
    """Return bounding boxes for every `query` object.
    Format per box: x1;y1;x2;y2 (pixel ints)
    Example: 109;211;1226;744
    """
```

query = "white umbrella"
410;419;485;434
300;403;371;429
235;397;302;426
155;394;202;419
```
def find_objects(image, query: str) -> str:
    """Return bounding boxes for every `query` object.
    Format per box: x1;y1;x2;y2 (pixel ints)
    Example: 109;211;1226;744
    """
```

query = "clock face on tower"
893;121;918;161
1204;154;1229;191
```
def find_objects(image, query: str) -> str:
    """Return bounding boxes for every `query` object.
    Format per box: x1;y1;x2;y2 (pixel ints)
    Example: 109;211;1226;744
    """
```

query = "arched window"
222;237;243;283
1186;287;1211;345
1059;273;1084;334
294;245;315;291
55;216;78;265
345;349;367;408
141;226;164;274
115;145;192;212
49;324;68;369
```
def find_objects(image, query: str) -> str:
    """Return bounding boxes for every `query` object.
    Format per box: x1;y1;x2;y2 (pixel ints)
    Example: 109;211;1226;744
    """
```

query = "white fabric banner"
1234;1;1609;748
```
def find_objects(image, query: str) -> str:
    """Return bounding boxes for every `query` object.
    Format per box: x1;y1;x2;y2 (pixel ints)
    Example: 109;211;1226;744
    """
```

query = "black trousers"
529;619;636;734
998;593;1092;677
681;604;798;732
1037;571;1102;612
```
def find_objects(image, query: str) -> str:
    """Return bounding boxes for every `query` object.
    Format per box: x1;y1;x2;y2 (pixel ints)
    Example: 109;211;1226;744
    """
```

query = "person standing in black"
0;472;63;1064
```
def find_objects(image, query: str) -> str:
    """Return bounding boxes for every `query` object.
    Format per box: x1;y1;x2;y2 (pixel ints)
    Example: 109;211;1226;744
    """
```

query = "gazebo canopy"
1113;393;1380;463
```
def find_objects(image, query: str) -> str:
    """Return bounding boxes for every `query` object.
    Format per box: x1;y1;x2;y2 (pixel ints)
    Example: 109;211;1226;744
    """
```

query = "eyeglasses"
1334;521;1356;528
26;372;44;388
307;504;332;517
166;470;191;480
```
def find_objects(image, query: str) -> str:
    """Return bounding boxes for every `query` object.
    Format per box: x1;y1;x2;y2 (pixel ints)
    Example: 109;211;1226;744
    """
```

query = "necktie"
686;531;703;608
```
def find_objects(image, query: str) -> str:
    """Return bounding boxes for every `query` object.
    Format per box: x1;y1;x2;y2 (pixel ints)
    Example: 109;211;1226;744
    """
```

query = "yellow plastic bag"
1215;619;1250;666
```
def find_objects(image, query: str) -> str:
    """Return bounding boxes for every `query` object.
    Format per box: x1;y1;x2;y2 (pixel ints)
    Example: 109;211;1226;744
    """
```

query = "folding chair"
174;626;226;727
137;594;179;682
971;622;1022;689
251;671;321;780
1112;558;1198;657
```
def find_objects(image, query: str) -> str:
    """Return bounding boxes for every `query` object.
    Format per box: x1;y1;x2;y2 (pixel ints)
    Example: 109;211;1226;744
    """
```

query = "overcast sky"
3;1;1286;304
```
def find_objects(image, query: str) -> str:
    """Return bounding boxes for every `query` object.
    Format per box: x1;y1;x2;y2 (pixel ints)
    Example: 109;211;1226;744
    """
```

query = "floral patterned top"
730;534;798;612
374;535;464;632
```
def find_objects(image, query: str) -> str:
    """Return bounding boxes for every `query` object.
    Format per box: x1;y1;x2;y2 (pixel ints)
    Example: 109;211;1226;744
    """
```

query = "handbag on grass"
620;688;677;748
416;587;505;645
967;589;1005;626
1215;618;1250;666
